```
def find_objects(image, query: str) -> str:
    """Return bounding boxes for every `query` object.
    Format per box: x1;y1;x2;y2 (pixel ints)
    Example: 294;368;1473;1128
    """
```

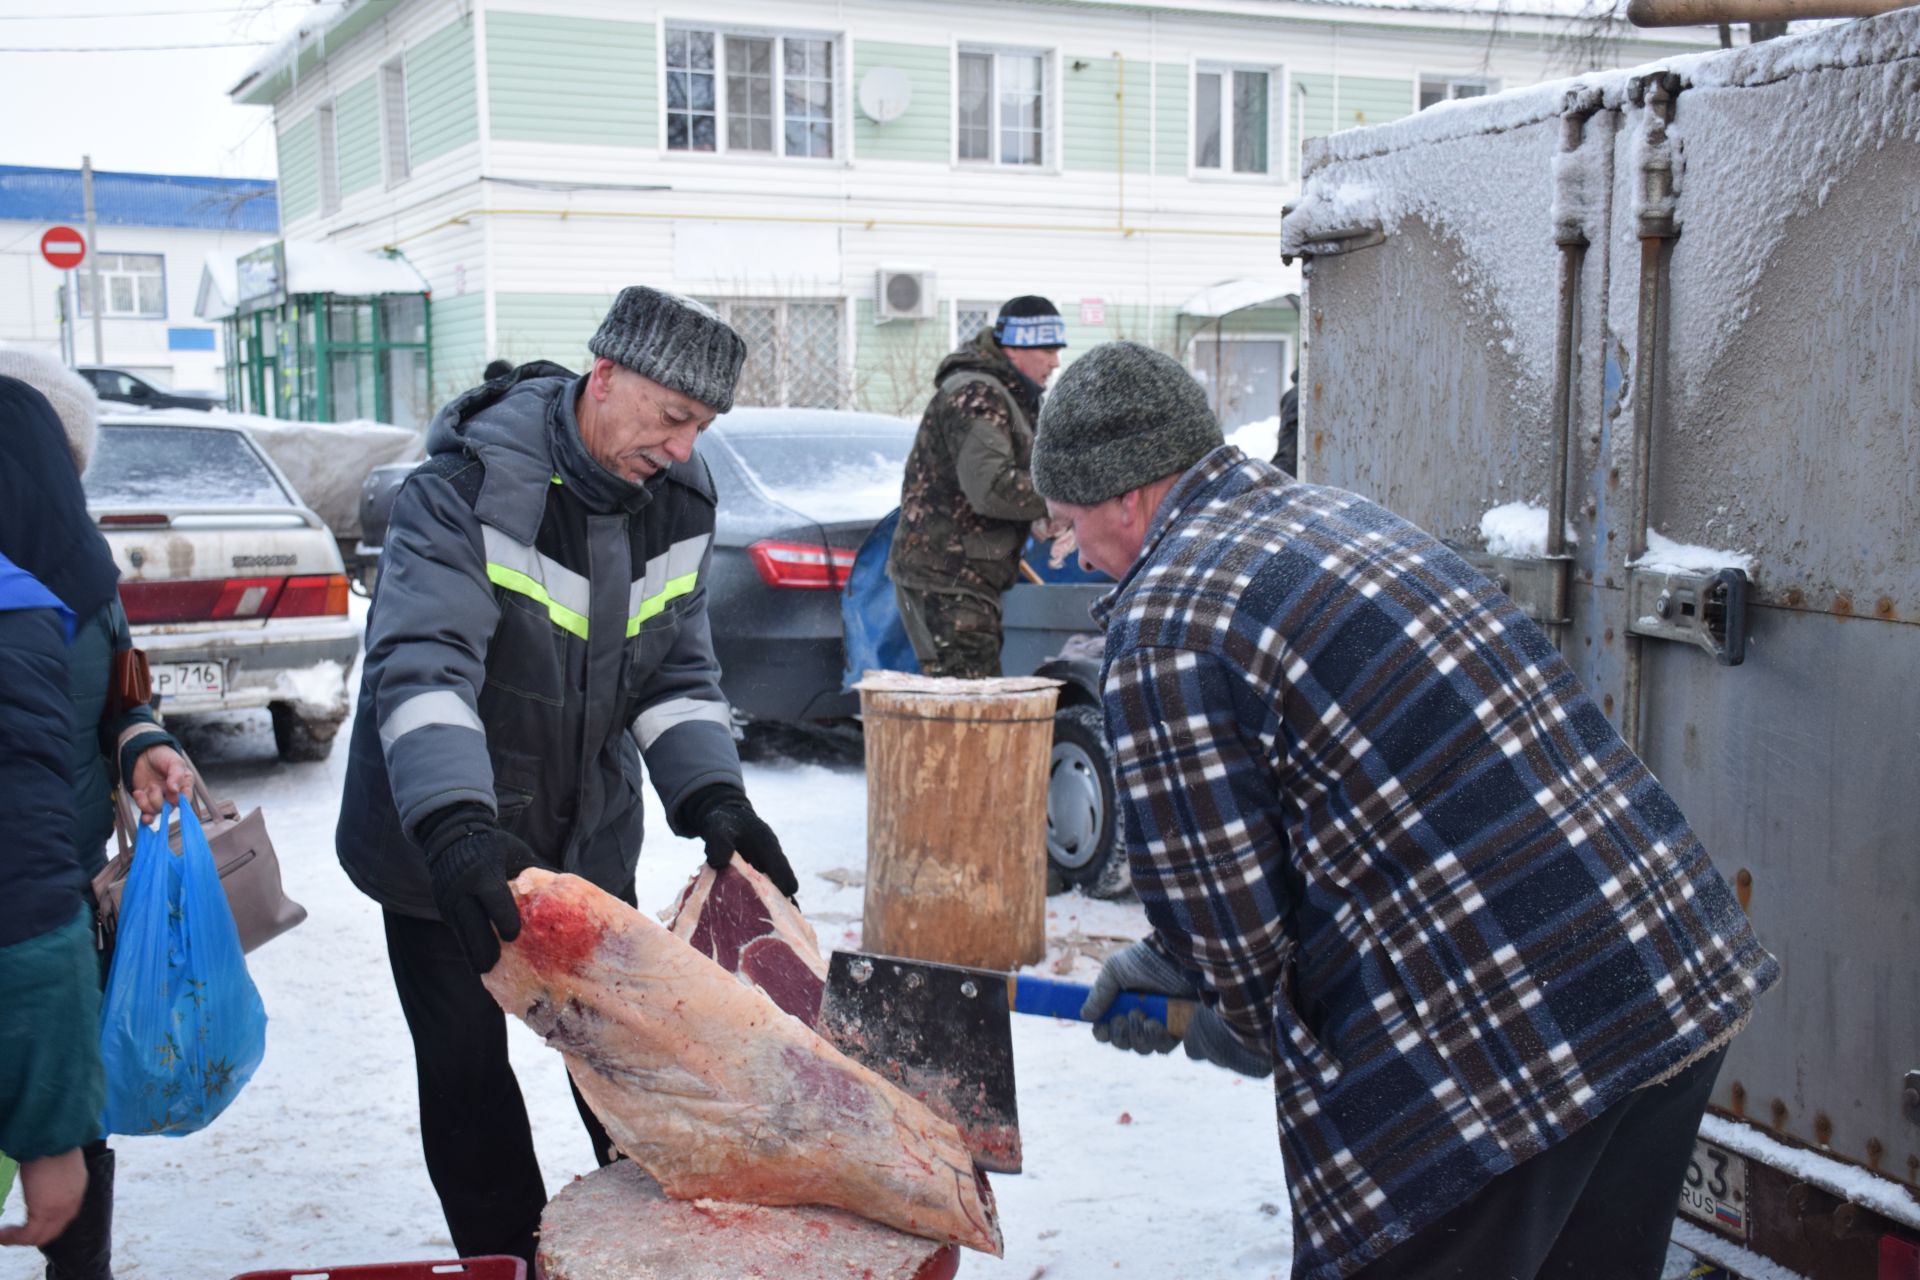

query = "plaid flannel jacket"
1095;447;1777;1280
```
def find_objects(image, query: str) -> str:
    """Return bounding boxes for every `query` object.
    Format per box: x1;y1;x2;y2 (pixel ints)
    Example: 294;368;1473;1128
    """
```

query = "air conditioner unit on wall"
875;268;938;322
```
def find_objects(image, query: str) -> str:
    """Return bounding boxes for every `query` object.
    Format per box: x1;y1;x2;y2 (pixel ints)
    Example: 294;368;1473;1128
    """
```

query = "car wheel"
1046;704;1129;898
270;702;344;763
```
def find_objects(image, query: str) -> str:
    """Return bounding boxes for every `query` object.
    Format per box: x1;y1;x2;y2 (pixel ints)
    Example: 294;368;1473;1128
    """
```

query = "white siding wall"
260;0;1719;405
0;222;271;390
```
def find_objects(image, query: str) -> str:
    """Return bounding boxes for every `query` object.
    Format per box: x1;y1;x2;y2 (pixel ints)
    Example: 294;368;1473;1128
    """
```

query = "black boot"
40;1143;113;1280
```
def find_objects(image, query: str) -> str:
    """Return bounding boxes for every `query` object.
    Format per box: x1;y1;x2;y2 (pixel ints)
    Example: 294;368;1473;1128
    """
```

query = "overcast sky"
0;0;322;179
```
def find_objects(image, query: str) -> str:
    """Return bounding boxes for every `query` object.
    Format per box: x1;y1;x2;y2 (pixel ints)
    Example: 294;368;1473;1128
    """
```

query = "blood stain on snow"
1117;1111;1133;1126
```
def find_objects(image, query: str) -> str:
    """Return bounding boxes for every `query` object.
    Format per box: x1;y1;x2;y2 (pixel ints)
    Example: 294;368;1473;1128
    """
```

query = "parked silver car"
83;412;362;761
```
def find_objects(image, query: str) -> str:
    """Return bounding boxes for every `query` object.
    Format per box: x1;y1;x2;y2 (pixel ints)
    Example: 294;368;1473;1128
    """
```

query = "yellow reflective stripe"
487;563;590;639
625;571;699;637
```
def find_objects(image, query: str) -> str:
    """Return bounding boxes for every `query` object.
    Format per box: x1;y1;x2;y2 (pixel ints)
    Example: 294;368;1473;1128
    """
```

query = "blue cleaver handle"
1009;976;1195;1037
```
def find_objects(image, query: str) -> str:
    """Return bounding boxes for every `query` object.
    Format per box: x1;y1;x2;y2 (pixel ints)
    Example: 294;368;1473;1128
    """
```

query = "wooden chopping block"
536;1160;960;1280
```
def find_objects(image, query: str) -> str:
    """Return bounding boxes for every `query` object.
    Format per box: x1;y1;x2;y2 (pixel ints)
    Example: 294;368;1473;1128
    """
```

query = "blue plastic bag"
840;507;921;689
99;800;267;1137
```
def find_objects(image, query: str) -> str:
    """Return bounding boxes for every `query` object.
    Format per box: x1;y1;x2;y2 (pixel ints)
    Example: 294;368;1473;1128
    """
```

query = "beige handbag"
93;751;307;954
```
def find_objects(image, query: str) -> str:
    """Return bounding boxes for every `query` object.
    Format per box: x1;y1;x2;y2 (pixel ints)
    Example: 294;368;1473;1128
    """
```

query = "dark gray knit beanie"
588;286;747;413
1031;342;1223;505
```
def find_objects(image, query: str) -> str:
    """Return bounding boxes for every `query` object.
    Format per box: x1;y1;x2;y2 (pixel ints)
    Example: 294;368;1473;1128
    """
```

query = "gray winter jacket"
336;370;743;917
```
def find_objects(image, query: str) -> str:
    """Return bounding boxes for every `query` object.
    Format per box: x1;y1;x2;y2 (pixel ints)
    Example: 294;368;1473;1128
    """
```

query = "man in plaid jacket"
1030;343;1777;1280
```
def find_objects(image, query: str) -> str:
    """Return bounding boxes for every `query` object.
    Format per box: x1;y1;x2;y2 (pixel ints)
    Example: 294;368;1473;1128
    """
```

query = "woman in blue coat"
0;351;191;1279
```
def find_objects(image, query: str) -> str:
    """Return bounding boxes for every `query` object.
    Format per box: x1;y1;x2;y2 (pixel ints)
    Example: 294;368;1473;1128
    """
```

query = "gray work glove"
1081;940;1277;1079
1080;941;1197;1056
1182;1004;1275;1080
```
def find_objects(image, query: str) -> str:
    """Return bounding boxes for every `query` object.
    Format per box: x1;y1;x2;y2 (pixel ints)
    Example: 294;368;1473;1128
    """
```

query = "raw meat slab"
486;869;1001;1255
668;859;826;1024
536;1159;959;1280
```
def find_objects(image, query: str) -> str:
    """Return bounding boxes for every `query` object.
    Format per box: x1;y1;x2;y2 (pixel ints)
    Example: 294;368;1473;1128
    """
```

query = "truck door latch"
1626;567;1749;666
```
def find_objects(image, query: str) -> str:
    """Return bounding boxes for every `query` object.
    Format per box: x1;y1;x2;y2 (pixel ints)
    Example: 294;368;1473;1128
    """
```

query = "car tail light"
120;574;348;623
98;513;171;528
748;539;856;590
272;574;350;618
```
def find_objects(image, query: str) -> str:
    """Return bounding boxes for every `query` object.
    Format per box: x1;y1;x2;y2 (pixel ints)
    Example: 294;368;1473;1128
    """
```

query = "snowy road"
0;673;1294;1279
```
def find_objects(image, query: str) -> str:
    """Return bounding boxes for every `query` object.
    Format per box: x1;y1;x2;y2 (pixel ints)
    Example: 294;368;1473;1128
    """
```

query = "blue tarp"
841;509;919;688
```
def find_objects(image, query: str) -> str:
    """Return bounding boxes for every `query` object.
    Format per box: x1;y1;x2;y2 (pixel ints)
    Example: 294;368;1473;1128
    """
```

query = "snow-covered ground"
0;642;1724;1279
0;663;1291;1279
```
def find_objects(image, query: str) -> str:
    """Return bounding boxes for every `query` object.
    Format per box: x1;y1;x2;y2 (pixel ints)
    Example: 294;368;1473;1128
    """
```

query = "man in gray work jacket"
337;287;797;1265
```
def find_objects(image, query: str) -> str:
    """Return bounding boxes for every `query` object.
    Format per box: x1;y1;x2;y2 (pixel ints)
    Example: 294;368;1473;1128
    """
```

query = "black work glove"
417;803;536;974
684;785;799;901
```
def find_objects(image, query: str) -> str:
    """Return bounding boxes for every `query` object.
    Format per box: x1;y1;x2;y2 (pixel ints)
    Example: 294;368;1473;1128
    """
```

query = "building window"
1196;65;1273;175
79;252;166;319
317;102;341;215
381;58;411;186
701;299;843;408
1419;75;1498;110
957;48;1047;166
955;301;996;346
667;26;837;159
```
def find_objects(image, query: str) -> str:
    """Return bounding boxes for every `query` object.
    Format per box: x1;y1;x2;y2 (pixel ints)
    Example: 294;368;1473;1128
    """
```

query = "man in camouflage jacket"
888;296;1066;677
1031;344;1778;1280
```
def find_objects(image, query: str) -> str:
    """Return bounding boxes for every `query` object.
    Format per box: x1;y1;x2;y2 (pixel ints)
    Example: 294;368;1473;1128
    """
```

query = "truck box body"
1284;11;1919;1275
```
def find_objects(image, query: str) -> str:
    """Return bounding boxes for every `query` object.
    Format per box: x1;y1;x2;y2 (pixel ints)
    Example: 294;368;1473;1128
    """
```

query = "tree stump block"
535;1160;958;1280
854;672;1060;971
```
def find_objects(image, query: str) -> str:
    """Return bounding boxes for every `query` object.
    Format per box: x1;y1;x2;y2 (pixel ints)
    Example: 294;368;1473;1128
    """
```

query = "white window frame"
77;251;167;319
954;44;1054;169
952;299;998;348
1191;61;1280;180
661;22;843;162
316;101;341;216
380;57;411;188
1417;74;1500;112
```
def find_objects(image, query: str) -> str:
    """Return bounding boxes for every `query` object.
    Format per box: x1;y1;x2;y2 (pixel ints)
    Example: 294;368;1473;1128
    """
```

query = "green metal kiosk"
219;240;433;431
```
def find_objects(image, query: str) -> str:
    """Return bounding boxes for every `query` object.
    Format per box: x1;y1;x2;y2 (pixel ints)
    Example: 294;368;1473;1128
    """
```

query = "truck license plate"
152;662;225;699
1678;1137;1749;1240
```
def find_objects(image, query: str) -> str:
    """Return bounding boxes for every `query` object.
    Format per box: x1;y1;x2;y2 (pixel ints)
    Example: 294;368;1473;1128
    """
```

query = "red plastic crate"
232;1259;525;1280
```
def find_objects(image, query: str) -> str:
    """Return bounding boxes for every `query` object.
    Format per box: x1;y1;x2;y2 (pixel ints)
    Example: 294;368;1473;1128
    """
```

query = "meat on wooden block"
484;868;1002;1256
538;1159;960;1280
668;859;827;1025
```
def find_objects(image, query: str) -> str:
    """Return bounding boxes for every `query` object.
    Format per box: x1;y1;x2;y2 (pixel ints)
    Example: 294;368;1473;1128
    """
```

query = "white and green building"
231;0;1717;429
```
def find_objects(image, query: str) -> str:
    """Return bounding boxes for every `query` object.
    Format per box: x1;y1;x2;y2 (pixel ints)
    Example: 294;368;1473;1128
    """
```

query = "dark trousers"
893;581;1005;679
1343;1047;1727;1280
383;909;619;1265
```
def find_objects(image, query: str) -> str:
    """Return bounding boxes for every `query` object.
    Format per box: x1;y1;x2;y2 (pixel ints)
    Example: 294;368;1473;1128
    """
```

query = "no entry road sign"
41;226;86;271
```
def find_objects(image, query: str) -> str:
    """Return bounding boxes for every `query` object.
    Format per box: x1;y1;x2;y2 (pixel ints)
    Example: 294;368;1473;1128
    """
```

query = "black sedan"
77;365;226;411
701;407;913;723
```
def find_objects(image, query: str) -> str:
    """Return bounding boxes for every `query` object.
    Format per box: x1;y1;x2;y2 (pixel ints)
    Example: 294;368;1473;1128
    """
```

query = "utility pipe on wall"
1621;72;1682;754
1629;0;1913;22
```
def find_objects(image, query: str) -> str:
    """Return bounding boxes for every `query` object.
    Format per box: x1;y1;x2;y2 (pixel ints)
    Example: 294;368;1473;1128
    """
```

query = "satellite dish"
858;67;913;124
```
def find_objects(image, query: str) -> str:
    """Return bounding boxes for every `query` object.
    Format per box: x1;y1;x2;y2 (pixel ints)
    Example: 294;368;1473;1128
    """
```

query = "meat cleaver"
817;950;1199;1176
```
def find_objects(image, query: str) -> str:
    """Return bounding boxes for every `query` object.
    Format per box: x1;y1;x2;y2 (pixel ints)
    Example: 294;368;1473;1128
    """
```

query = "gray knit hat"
1031;341;1223;506
0;343;98;473
588;286;747;414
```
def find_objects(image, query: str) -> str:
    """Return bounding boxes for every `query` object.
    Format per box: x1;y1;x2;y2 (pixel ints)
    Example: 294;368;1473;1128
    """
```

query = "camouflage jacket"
888;333;1049;599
